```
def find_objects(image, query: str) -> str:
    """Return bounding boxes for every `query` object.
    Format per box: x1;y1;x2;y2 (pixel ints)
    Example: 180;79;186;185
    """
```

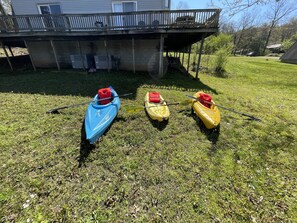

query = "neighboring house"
280;41;297;64
266;43;283;54
0;0;220;75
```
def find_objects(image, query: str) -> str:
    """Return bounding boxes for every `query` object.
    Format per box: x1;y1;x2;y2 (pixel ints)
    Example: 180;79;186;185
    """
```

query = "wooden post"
104;40;110;72
77;41;85;70
50;40;60;70
195;36;205;79
1;42;13;71
187;45;192;74
8;46;14;57
24;40;36;71
132;38;135;73
159;34;164;77
25;17;33;32
182;48;185;66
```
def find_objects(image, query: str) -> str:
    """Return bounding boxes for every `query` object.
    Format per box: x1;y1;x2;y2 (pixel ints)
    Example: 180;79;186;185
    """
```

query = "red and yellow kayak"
192;91;220;129
144;92;170;122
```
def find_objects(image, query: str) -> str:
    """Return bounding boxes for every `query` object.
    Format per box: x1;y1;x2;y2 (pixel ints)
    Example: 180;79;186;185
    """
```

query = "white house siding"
137;0;164;11
11;0;166;15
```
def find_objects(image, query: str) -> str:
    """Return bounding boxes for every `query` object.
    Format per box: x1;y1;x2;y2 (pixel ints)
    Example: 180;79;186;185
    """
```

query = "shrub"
212;46;232;77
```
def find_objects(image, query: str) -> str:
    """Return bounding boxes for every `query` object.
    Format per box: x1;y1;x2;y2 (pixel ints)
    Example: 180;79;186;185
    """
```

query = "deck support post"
132;38;135;73
1;42;13;71
8;46;14;57
187;45;192;74
159;34;164;77
24;40;36;71
104;40;110;72
195;35;205;80
77;41;85;70
182;48;185;66
50;40;60;70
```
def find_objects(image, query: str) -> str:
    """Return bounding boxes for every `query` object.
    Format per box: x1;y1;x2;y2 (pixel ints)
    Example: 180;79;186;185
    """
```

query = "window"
38;4;64;28
112;2;137;27
38;4;61;15
112;2;137;13
165;0;169;8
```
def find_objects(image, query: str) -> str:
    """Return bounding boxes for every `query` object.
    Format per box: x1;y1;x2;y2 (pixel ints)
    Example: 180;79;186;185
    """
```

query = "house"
266;43;283;54
0;0;220;76
280;41;297;64
11;0;171;15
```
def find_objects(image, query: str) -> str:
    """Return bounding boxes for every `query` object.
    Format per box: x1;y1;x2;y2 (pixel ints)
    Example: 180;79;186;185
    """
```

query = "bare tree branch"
263;0;297;53
218;0;269;15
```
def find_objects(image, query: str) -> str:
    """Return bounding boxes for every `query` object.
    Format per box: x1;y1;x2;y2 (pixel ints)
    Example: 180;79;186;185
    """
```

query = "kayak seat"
98;87;112;105
149;92;161;103
199;93;212;108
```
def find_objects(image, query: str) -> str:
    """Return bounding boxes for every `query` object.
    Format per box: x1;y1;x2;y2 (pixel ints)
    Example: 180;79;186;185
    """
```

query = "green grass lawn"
0;56;296;222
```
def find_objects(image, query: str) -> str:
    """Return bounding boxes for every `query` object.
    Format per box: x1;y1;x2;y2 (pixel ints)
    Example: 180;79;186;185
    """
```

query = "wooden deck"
0;9;221;73
0;9;220;36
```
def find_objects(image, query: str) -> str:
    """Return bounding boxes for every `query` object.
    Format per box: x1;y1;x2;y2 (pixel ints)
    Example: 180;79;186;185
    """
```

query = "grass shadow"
0;55;33;72
78;119;95;168
77;116;122;167
191;109;220;151
0;66;217;99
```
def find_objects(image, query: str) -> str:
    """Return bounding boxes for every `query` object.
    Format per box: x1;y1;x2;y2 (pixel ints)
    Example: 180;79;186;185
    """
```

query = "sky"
171;0;297;26
171;0;219;10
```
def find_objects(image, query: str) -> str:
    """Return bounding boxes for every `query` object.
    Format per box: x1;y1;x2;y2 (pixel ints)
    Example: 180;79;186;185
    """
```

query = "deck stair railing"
0;9;220;33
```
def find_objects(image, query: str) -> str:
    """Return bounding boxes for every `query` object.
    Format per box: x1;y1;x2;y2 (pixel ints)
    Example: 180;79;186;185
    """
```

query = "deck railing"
0;9;220;33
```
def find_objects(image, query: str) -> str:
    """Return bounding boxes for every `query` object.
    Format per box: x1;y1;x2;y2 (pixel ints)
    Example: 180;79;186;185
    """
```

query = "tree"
203;34;234;74
216;0;271;15
204;33;234;55
231;10;257;54
0;2;6;15
0;0;11;15
282;32;297;51
262;0;297;54
279;17;297;42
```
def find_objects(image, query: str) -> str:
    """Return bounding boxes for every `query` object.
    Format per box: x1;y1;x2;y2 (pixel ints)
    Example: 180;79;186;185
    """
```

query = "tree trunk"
263;21;275;55
0;3;6;15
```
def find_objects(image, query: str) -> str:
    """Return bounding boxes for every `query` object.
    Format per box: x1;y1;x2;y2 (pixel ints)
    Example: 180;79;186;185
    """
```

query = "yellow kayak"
144;92;170;122
192;91;220;129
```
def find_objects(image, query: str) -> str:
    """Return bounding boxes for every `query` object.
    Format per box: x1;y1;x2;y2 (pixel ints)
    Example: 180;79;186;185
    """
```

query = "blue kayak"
85;86;120;144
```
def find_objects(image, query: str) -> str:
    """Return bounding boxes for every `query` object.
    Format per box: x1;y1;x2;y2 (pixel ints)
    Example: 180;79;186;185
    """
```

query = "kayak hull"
144;92;170;122
85;87;120;144
192;91;220;129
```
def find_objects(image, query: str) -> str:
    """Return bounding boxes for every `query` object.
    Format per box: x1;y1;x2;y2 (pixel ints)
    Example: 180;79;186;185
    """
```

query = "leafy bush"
282;32;297;51
204;33;234;54
204;34;233;76
211;48;231;77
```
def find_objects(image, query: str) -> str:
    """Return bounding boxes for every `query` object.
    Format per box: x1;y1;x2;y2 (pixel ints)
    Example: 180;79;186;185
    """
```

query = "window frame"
112;1;138;13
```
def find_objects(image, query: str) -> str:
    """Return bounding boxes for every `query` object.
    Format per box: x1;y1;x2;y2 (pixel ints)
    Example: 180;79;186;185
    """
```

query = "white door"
123;2;136;26
112;3;124;28
112;2;137;28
